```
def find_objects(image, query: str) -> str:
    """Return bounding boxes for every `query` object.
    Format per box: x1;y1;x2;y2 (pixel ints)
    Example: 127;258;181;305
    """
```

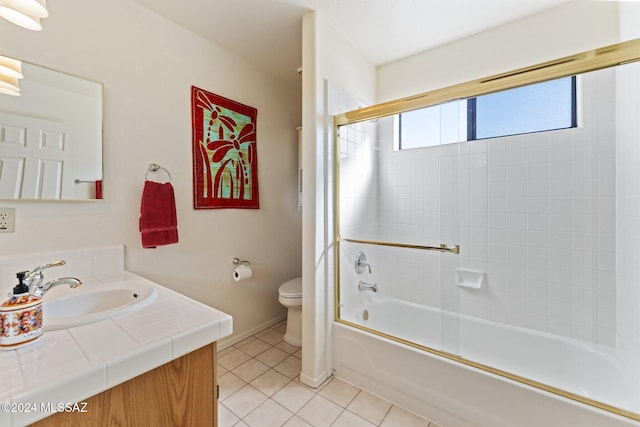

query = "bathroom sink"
43;282;157;330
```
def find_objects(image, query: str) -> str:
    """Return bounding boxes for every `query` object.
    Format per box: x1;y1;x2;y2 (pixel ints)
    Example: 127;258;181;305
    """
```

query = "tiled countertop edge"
1;270;232;426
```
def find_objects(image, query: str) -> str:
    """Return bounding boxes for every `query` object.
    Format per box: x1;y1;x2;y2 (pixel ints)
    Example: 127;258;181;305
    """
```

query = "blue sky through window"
473;77;575;139
398;76;576;150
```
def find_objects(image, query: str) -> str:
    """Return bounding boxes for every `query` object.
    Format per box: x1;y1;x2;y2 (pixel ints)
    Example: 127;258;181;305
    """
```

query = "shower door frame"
333;38;640;422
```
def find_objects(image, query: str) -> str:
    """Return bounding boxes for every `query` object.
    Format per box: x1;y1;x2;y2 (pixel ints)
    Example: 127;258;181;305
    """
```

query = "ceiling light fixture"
0;55;23;79
5;0;47;18
0;0;48;31
0;74;21;96
0;86;20;96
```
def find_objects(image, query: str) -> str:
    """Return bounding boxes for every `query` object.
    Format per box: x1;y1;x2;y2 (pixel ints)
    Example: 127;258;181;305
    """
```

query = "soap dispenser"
0;271;43;350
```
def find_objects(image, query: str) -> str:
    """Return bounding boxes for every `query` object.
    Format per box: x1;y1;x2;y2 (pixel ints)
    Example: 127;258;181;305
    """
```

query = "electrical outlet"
0;208;15;233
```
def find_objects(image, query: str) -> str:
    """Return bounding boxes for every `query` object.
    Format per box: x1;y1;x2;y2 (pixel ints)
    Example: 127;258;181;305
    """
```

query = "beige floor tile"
332;410;377;427
232;358;270;383
296;395;343;427
282;416;312;427
217;323;433;427
218;364;229;376
293;377;321;392
348;390;392;425
318;378;360;407
271;380;315;413
274;340;300;354
274;355;302;379
218;345;237;357
380;405;432;427
219;348;252;370
243;399;293;427
251;369;291;397
255;346;290;367
219;402;240;426
223;384;268;419
218;372;247;400
257;329;285;345
238;338;272;357
272;320;287;333
234;336;257;348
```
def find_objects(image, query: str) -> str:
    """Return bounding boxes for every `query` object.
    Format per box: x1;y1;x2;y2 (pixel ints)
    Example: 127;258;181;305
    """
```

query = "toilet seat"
279;277;302;299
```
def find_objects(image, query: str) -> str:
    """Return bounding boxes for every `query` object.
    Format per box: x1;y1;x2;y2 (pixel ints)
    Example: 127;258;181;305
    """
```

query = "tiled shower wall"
616;61;640;379
340;68;617;347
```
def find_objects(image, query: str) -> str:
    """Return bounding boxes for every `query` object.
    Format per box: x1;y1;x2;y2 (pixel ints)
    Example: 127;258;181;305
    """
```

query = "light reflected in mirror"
0;55;103;200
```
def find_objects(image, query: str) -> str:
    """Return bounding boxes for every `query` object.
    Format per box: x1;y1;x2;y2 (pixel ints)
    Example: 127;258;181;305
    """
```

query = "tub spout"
358;281;378;292
32;277;82;298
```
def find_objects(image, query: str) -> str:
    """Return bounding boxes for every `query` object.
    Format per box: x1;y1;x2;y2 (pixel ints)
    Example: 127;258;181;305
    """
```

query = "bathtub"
334;297;640;427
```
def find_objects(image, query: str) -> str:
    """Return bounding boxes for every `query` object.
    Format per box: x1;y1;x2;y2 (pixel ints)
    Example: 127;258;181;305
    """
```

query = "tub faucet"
358;281;378;292
21;260;82;298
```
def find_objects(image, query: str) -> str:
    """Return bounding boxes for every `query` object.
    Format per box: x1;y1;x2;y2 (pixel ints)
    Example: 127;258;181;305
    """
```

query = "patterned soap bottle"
0;271;43;350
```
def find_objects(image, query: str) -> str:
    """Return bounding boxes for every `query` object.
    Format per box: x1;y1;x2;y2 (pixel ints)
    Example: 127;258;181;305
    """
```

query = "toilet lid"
279;277;302;298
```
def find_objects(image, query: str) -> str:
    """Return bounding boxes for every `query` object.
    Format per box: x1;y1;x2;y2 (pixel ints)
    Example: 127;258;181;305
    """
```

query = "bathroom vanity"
0;246;232;427
32;343;217;426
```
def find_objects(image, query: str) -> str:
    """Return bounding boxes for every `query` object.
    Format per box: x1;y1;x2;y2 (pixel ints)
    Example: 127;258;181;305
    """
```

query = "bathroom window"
398;76;577;149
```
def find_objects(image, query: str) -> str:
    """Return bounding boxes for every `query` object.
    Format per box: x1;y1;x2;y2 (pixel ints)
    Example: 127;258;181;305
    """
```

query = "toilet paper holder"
232;258;253;282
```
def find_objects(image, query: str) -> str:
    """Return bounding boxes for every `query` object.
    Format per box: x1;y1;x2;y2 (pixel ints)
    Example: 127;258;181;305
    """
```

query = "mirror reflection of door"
0;113;74;199
0;56;103;201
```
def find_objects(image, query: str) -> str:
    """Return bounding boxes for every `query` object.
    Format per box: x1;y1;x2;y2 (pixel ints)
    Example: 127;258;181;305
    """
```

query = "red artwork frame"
191;86;259;209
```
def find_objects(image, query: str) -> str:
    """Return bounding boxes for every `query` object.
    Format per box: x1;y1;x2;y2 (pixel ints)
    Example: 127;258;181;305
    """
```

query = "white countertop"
0;270;233;427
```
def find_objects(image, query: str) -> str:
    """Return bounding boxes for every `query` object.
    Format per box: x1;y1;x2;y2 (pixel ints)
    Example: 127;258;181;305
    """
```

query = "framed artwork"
191;86;259;209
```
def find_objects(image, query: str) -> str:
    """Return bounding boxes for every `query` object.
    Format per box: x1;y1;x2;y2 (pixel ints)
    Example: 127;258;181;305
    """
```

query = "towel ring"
145;163;172;182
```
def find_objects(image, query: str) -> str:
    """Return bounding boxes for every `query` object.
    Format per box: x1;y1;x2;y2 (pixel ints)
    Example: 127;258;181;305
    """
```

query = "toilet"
278;277;302;347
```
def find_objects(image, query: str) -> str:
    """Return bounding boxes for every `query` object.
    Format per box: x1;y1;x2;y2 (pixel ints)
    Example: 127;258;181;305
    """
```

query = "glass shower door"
336;110;461;356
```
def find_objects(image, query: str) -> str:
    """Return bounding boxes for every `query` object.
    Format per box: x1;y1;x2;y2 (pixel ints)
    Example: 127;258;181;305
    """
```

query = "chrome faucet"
22;260;82;298
358;280;378;292
33;277;82;298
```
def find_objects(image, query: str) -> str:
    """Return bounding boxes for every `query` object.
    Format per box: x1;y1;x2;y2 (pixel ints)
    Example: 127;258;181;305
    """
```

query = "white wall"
377;0;620;102
0;0;302;342
300;11;375;386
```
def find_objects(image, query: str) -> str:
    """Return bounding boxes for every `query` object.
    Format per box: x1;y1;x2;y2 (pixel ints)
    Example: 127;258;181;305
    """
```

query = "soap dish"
456;268;485;289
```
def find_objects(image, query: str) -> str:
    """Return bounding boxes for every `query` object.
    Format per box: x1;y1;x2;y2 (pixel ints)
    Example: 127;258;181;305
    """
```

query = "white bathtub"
334;297;640;427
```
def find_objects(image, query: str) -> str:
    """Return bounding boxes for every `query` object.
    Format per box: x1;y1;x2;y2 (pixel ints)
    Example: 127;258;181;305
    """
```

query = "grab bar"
339;237;460;254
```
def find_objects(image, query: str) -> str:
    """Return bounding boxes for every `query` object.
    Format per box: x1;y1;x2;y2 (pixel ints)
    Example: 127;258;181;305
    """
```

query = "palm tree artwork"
191;86;259;209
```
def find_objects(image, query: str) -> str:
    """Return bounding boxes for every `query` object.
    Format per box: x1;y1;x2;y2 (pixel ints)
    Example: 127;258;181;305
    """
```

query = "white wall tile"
338;68;619;348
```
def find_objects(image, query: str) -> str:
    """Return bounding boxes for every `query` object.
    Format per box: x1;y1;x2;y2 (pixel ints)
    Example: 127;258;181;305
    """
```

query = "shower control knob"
354;251;372;274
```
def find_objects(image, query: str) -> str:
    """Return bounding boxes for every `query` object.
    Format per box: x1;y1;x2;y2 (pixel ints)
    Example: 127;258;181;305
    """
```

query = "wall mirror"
0;55;103;201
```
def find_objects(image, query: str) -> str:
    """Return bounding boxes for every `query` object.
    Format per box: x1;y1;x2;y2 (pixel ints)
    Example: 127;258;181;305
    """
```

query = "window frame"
397;76;578;150
466;75;578;141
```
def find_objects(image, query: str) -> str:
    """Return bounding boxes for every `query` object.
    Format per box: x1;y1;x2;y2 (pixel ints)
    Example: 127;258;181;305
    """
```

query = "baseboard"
217;313;287;350
299;370;331;388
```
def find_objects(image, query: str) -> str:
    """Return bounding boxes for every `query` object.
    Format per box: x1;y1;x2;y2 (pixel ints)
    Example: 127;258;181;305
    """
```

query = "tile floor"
218;321;440;427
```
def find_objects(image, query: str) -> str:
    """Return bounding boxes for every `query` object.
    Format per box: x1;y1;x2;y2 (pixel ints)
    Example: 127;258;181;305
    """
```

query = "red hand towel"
95;180;102;199
139;181;179;248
